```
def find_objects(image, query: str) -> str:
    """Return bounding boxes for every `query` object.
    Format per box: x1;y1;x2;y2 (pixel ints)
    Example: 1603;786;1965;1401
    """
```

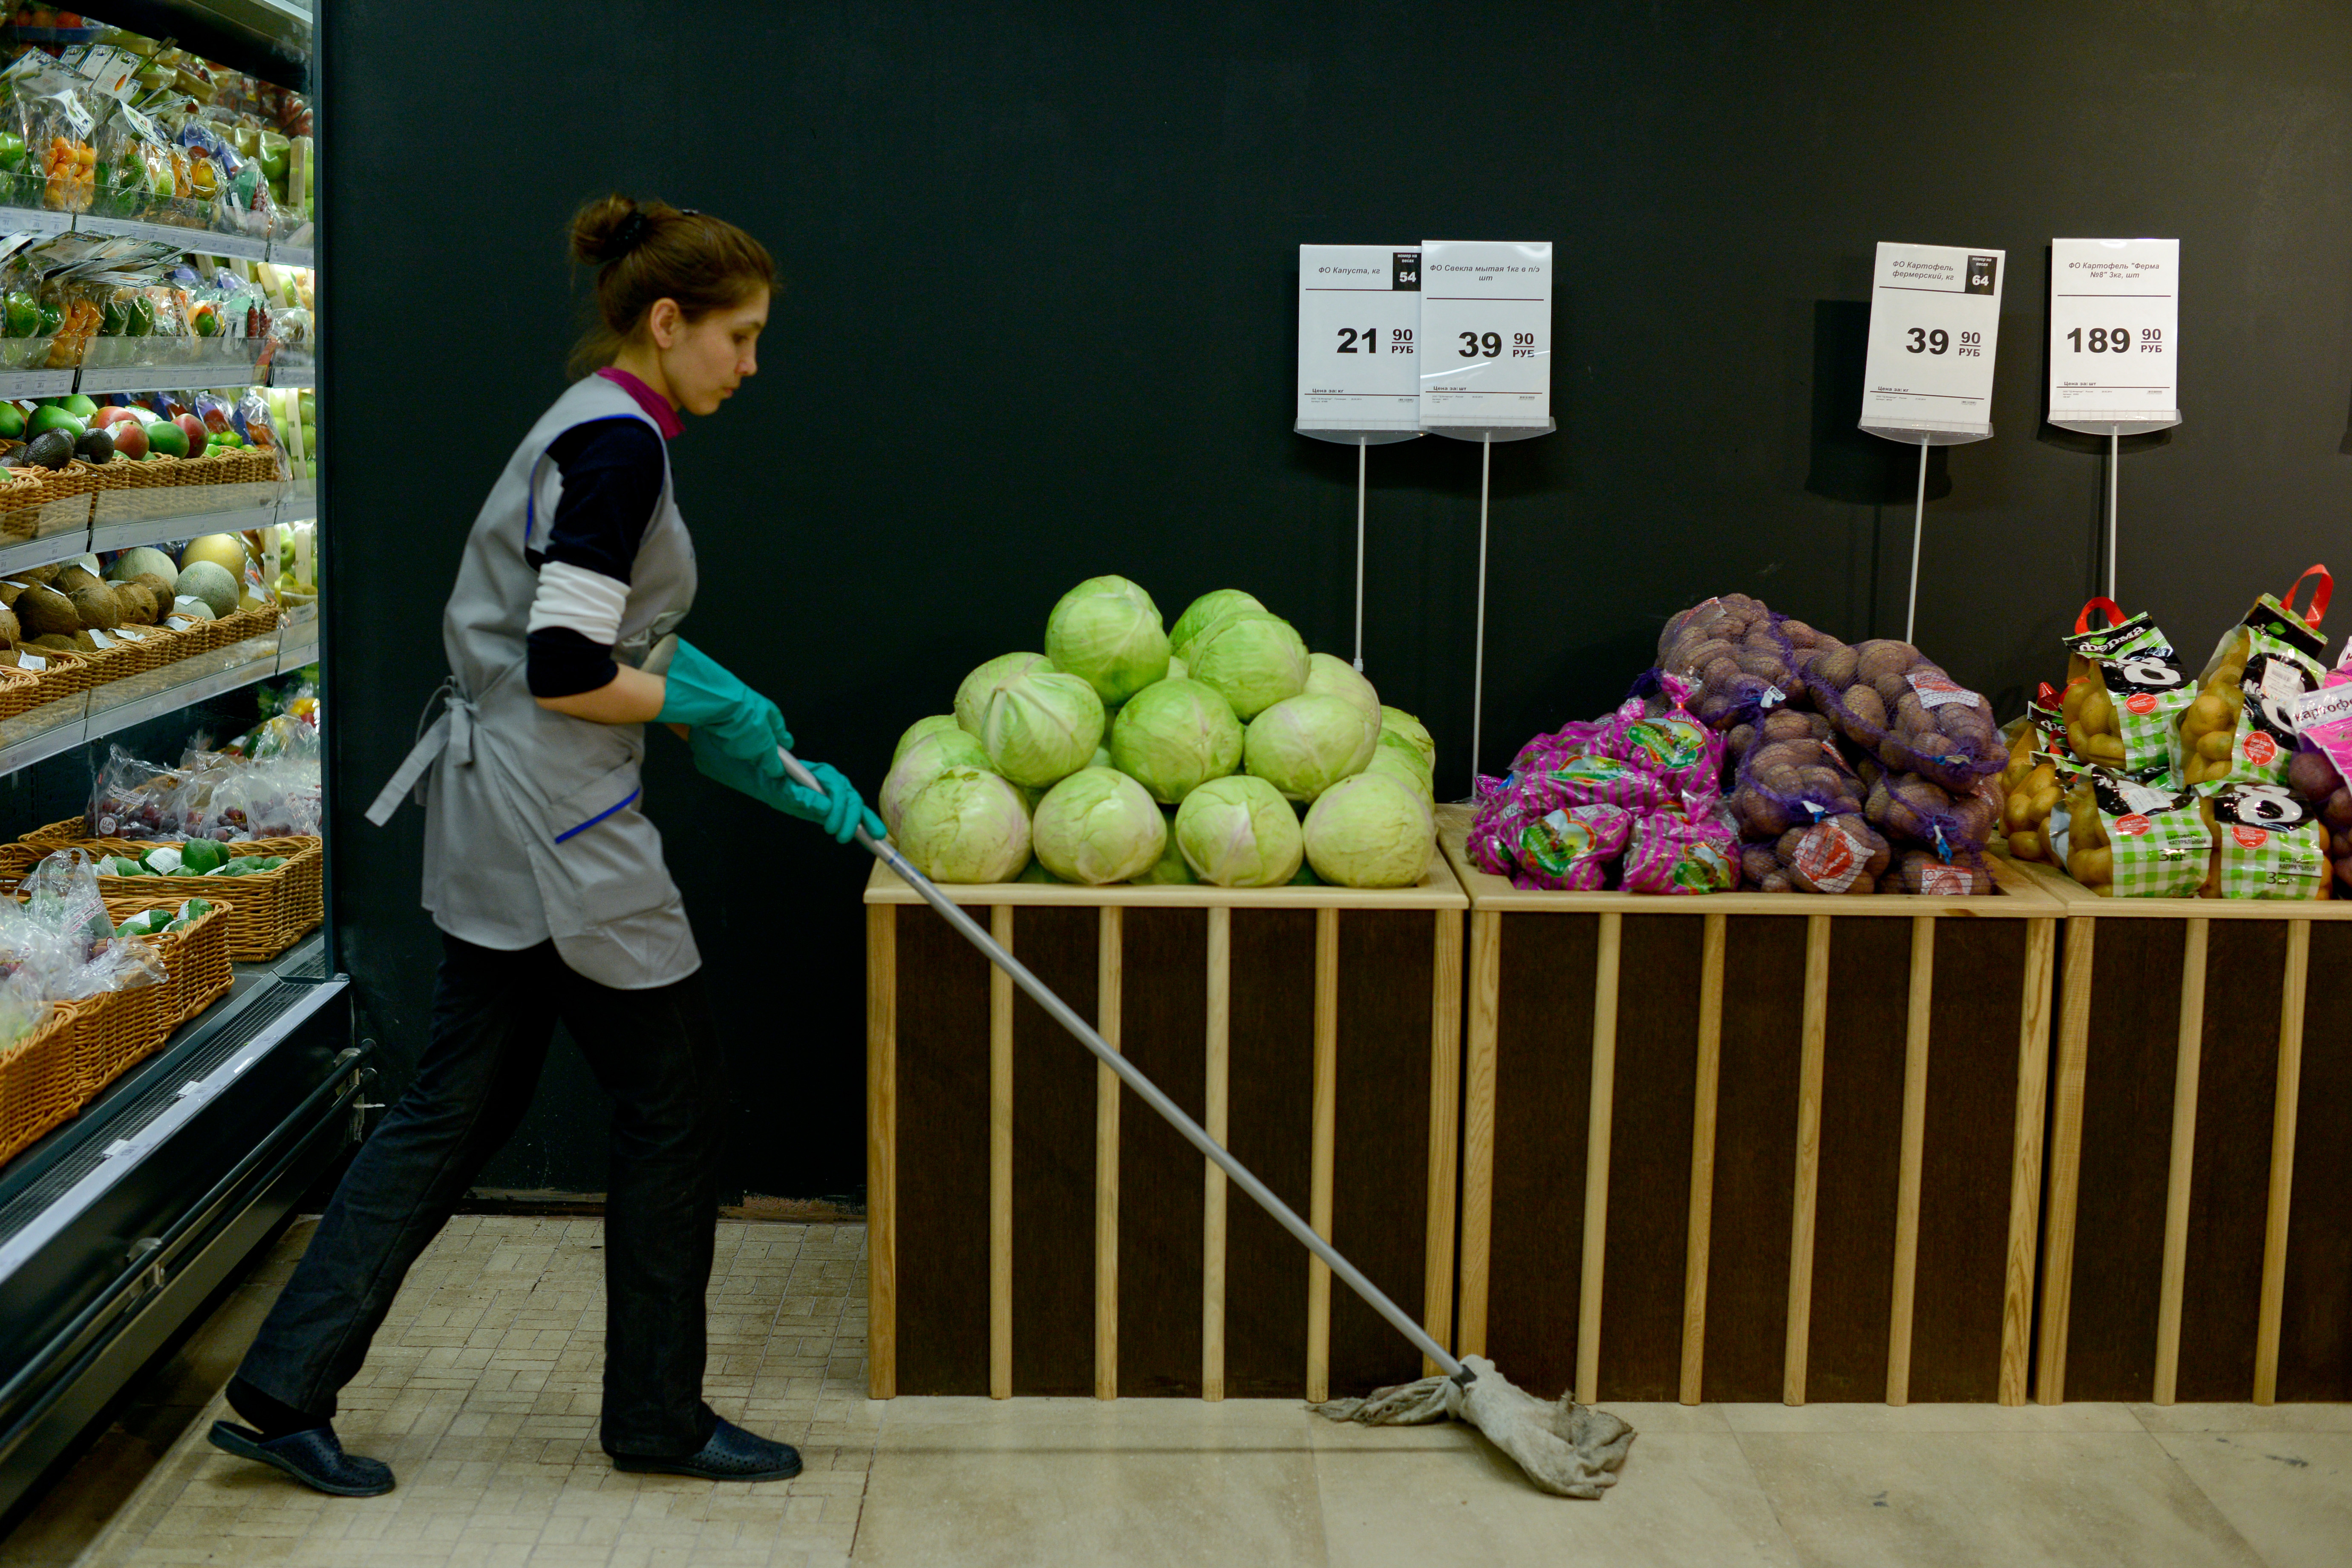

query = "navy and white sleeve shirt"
522;367;683;699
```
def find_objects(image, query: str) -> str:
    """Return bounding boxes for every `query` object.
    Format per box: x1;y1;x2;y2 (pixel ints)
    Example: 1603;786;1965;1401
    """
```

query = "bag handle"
2282;565;2331;629
2073;597;2127;635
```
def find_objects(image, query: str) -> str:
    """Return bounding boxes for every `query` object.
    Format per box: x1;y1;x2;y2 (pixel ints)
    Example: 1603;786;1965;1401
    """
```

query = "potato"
1842;685;1887;730
2070;845;2113;886
1810;644;1859;689
0;602;15;646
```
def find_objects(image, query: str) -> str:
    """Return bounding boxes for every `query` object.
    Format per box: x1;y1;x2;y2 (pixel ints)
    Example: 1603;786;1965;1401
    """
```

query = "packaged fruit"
2059;599;2196;781
2066;773;2208;898
2176;568;2330;796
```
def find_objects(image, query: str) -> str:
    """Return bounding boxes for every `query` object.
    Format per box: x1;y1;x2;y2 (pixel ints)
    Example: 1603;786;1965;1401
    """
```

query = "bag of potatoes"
1997;715;2065;862
1656;593;1798;731
1739;811;1891;894
2066;773;2210;898
2177;568;2330;794
1798;637;2005;793
2196;783;2329;900
2286;745;2352;895
2059;599;2196;780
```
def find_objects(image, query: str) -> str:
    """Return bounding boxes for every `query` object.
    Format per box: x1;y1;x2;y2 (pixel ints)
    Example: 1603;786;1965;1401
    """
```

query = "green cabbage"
1031;767;1168;885
979;669;1106;787
1242;693;1378;802
1044;575;1170;705
955;651;1056;736
1131;810;1196;883
1302;773;1433;888
892;714;964;765
1168;588;1265;661
1361;744;1435;805
880;727;993;833
1303;653;1381;725
1174;774;1303;887
1017;859;1066;884
1186;611;1309;720
1107;677;1243;804
1167;655;1189;680
1378;705;1436;767
897;767;1032;883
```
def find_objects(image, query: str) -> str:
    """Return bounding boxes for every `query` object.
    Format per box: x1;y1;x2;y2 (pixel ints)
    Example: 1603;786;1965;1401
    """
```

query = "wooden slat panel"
1703;915;1809;1403
1486;912;1600;1400
1800;916;1909;1403
1306;909;1340;1404
1594;914;1702;1404
1008;906;1097;1397
1458;911;1502;1358
1203;905;1229;1398
2177;918;2288;1401
1423;910;1464;1375
2000;918;2055;1406
1783;915;1835;1404
1680;914;1727;1405
1329;911;1437;1398
2153;920;2210;1406
1575;913;1623;1405
1887;917;1935;1405
2038;918;2094;1404
2060;917;2185;1402
2277;919;2352;1402
990;905;1016;1400
1095;907;1122;1401
1117;908;1208;1398
2255;921;2310;1404
893;903;994;1395
1224;908;1317;1398
867;904;898;1399
1911;917;2029;1403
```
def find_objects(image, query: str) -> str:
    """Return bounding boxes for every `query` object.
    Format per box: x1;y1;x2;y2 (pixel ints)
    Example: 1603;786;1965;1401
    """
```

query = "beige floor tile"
2150;1429;2352;1568
1719;1400;2145;1433
1311;1419;1797;1567
856;1397;1323;1567
2130;1401;2352;1433
1737;1429;2263;1568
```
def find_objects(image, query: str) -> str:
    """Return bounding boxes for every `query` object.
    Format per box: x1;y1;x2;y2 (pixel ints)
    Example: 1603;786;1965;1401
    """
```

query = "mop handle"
781;744;1473;1387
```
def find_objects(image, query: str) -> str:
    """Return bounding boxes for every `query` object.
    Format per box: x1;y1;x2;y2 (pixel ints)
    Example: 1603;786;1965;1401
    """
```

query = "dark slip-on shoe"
611;1416;803;1482
207;1420;395;1497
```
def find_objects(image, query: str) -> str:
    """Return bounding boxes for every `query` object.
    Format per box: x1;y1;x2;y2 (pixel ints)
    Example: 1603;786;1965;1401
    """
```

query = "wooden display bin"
864;858;1468;1404
1437;807;2064;1407
2008;857;2352;1405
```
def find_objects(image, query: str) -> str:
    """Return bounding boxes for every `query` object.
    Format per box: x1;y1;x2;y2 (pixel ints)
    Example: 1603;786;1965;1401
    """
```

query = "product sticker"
1793;820;1866;893
16;652;45;670
85;628;111;649
1905;672;1980;709
1918;863;1969;896
144;846;182;874
110;625;143;640
164;616;196;631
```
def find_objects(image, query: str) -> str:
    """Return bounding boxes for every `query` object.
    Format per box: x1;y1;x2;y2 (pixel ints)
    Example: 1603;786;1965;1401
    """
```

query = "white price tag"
1417;240;1551;431
16;652;44;671
2048;238;2179;435
1859;242;2004;444
86;628;112;649
1295;246;1421;434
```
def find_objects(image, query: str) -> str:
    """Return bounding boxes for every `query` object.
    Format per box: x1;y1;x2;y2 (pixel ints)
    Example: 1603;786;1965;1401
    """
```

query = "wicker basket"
0;645;94;721
103;892;235;1029
0;463;97;546
52;894;237;1098
0;1003;79;1163
6;828;322;962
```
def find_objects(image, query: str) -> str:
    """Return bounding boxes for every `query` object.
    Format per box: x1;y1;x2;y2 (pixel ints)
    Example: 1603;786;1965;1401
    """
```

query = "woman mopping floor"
209;196;881;1497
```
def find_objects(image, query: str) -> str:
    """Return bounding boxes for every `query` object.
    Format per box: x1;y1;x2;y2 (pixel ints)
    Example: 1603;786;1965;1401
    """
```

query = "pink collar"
594;367;683;440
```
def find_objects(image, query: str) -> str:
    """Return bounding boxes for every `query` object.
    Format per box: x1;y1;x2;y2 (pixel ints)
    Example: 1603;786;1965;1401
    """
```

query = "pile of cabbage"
882;577;1439;888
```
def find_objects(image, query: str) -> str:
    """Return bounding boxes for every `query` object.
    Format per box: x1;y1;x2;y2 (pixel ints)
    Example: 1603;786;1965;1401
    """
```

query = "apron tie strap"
364;682;475;826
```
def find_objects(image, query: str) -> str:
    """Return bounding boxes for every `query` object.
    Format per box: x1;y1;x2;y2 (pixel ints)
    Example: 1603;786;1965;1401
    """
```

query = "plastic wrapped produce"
2060;600;2196;780
1800;637;2004;793
1620;804;1739;894
1597;672;1724;805
2177;570;2329;794
2066;774;2209;898
2197;784;2330;900
1997;719;2066;863
1467;776;1633;891
1655;594;1797;730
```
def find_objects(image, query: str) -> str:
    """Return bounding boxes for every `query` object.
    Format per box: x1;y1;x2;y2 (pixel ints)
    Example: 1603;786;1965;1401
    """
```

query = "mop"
776;745;1636;1497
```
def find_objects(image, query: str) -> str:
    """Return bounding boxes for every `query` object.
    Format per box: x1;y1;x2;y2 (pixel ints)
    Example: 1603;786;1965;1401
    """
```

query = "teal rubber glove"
657;638;791;779
782;761;888;845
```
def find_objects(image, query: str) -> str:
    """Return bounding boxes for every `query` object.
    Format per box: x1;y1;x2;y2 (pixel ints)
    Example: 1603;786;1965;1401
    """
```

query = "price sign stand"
1297;246;1424;670
2049;239;2181;602
1419;240;1554;784
1858;242;2005;643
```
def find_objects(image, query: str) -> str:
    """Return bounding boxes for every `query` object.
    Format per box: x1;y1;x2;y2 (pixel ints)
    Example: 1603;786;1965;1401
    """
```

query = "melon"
179;534;248;577
105;546;176;586
170;596;216;622
174;559;239;617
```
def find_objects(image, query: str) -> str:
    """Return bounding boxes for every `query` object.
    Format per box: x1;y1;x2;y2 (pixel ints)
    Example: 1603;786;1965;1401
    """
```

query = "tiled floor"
17;1214;2348;1567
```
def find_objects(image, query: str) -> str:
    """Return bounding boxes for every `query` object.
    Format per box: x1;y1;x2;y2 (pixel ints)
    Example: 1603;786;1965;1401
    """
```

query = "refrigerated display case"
0;1;354;1521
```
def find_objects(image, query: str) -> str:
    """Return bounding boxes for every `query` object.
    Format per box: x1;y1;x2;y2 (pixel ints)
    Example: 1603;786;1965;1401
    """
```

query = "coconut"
53;563;100;596
68;584;118;630
130;571;173;609
0;603;16;645
29;633;76;651
110;582;155;625
15;583;80;637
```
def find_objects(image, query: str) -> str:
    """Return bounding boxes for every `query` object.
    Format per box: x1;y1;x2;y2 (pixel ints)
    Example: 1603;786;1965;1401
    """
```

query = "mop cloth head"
1310;1355;1636;1499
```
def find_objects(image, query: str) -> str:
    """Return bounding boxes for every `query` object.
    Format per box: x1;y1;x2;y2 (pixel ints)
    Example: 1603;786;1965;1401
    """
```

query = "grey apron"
366;375;700;989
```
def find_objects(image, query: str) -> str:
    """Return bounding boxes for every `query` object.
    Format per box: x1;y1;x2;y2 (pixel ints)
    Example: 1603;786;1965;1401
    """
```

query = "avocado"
73;428;112;464
23;429;74;470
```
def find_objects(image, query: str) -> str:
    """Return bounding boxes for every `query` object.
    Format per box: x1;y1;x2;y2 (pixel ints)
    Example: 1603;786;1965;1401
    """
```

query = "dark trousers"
235;932;727;1456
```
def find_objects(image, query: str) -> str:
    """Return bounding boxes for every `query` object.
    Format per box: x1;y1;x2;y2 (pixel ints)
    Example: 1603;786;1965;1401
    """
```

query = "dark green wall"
322;1;2352;1199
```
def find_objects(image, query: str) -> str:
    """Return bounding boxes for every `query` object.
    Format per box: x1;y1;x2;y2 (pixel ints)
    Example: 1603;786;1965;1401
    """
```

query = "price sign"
1418;240;1551;432
2048;238;2179;435
1859;242;2004;444
1295;245;1421;435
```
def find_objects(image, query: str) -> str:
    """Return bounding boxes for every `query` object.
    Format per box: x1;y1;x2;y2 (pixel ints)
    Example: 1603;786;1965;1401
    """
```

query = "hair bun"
569;194;669;266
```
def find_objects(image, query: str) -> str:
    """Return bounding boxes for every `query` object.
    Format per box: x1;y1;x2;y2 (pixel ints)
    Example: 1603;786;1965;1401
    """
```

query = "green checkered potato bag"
2208;783;2330;900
